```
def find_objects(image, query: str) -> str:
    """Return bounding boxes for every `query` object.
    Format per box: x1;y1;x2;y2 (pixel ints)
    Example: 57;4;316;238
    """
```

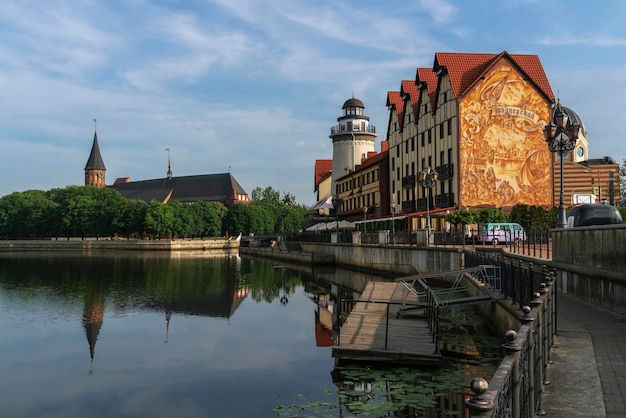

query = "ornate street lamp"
418;166;439;243
544;102;581;228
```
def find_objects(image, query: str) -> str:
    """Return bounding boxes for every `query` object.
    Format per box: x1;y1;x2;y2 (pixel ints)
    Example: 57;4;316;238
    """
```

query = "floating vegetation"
276;306;501;417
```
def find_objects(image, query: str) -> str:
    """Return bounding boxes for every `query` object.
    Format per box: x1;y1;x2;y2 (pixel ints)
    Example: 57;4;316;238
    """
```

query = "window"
447;119;452;136
421;132;425;147
428;129;432;144
440;151;444;165
439;123;444;139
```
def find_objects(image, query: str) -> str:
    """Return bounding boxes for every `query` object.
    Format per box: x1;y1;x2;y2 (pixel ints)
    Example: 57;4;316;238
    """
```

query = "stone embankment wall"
0;239;240;256
299;242;464;275
550;224;626;315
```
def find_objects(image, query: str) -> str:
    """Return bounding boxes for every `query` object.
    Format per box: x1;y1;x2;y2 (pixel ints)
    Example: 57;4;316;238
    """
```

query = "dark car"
566;203;623;227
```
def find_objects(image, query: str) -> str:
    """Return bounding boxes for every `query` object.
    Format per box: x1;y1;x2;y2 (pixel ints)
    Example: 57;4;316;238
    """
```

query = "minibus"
478;222;526;245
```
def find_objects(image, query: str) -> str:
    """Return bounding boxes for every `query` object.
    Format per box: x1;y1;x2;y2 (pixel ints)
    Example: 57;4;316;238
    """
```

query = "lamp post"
332;195;341;240
391;198;395;244
363;206;367;235
544;102;581;228
418;166;438;244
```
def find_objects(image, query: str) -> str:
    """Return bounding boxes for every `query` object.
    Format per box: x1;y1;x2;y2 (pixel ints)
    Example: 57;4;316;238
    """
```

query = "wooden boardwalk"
332;281;442;366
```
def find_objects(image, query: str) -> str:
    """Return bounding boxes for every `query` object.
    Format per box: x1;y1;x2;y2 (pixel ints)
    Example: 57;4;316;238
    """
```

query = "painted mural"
459;60;552;208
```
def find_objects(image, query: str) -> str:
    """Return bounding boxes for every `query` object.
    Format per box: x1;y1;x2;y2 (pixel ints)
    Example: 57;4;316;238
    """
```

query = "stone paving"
543;291;626;417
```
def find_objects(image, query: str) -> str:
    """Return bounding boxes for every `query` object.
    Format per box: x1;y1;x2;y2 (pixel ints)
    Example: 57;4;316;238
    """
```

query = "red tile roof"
386;91;404;126
433;51;554;102
415;67;438;113
314;159;332;188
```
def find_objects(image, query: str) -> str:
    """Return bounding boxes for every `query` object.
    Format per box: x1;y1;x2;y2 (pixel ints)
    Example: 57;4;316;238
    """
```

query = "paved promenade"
543;291;626;417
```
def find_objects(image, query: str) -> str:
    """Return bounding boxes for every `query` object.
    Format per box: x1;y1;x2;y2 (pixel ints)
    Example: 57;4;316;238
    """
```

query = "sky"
1;0;626;206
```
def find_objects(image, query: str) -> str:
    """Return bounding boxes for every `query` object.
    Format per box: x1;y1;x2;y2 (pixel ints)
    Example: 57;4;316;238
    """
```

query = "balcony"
330;124;377;135
435;193;455;207
416;197;432;211
435;163;453;180
402;200;415;212
401;174;416;189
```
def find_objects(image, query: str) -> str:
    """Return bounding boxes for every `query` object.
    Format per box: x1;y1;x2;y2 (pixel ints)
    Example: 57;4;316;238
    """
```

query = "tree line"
0;185;311;240
444;206;559;233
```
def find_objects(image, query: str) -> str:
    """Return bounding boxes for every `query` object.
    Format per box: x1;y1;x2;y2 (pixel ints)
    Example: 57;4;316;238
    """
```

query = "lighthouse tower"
329;97;377;193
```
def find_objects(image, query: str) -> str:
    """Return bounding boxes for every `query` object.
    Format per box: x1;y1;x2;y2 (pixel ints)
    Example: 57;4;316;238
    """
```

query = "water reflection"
0;251;497;417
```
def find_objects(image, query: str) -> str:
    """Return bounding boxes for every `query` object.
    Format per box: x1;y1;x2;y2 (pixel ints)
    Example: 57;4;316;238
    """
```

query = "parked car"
566;204;623;227
478;222;526;245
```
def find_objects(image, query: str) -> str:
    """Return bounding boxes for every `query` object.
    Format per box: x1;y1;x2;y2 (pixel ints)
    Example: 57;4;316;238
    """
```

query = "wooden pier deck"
332;281;442;366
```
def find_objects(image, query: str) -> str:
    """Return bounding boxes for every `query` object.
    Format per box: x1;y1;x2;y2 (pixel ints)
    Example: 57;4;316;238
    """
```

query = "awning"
353;215;408;224
309;195;334;210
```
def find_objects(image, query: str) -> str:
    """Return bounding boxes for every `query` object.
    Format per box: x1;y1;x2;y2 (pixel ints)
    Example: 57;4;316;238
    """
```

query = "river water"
0;251;498;418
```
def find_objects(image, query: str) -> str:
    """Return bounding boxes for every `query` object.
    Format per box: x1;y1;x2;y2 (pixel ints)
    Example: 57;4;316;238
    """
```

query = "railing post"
538;282;551;385
503;329;521;418
464;377;494;417
526;301;539;417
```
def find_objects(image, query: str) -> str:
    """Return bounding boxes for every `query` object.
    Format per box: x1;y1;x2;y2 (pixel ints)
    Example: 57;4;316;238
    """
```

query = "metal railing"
464;253;557;417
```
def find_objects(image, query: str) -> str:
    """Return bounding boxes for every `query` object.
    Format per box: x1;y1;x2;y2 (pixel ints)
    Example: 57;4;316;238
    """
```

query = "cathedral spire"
85;120;106;187
166;148;172;180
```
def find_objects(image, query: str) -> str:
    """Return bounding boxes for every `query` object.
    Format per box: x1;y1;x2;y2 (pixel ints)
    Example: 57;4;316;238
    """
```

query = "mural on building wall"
459;61;552;209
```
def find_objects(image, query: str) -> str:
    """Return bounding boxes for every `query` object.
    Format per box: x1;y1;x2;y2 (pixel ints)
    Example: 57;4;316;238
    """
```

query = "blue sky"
1;0;625;206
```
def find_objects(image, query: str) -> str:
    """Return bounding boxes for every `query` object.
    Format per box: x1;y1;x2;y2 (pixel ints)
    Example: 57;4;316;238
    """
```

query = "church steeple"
166;148;172;180
84;120;106;187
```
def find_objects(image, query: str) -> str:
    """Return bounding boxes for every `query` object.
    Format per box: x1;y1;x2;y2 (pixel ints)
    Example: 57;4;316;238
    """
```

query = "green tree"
223;204;275;235
251;186;281;205
91;187;128;238
189;201;222;237
0;190;56;238
48;186;98;238
475;208;510;224
115;199;148;239
144;201;176;238
277;205;308;234
168;201;195;238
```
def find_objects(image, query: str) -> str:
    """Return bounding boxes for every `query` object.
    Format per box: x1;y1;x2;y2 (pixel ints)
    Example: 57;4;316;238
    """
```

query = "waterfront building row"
314;51;620;233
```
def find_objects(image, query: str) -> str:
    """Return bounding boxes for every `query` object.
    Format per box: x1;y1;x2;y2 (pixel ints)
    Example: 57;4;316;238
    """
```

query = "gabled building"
335;140;390;221
110;173;250;207
311;159;333;214
387;51;556;232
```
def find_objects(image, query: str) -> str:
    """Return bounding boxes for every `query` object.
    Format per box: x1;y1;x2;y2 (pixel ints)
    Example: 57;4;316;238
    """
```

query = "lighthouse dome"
342;97;364;109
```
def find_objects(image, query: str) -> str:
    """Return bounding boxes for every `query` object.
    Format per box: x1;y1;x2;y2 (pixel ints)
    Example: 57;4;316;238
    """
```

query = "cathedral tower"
84;129;106;187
